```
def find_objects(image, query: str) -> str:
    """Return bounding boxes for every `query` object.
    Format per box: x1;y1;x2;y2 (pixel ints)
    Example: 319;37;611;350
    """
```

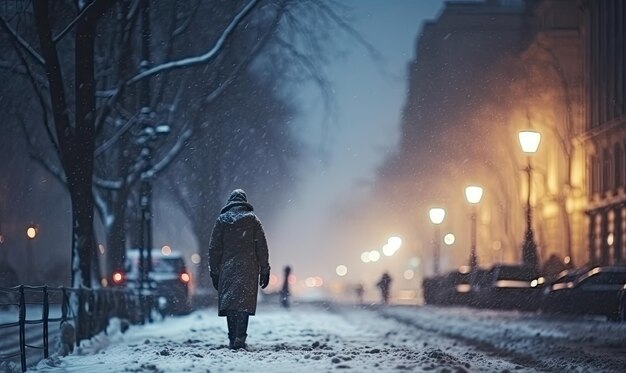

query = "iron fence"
0;285;152;372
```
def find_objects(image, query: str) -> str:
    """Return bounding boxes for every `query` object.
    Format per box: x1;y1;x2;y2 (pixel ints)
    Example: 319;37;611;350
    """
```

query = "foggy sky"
268;1;443;293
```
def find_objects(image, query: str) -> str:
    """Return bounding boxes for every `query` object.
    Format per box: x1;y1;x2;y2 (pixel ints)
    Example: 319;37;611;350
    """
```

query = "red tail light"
180;272;190;284
112;271;125;285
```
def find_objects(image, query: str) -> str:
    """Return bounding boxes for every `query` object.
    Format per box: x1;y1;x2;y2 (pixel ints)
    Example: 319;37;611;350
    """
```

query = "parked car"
473;265;540;310
422;267;490;307
537;269;581;295
542;266;626;320
108;249;191;315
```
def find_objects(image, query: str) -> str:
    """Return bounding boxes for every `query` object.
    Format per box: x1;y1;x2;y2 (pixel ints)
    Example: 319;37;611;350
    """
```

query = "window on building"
615;143;624;190
590;155;600;195
602;149;612;193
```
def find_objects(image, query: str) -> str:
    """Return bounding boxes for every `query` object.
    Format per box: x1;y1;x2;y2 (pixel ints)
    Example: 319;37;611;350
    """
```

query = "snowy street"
31;303;626;372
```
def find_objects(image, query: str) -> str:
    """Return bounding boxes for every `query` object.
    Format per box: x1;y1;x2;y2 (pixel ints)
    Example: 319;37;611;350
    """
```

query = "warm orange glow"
518;130;541;154
180;272;190;283
314;276;323;287
26;226;37;239
429;207;445;225
444;233;455;245
464;185;484;204
112;272;124;284
269;274;279;286
288;274;297;285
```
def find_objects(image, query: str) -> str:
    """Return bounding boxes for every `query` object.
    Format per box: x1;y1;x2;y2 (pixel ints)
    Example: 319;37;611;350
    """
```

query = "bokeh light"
336;265;348;276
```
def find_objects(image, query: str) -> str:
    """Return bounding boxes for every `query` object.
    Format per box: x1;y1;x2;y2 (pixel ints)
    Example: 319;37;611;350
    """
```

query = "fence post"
43;286;49;358
18;285;26;372
61;287;68;322
77;289;85;345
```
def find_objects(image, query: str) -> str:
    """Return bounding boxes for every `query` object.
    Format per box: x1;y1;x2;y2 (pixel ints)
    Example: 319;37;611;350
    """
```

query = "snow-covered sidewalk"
30;303;626;372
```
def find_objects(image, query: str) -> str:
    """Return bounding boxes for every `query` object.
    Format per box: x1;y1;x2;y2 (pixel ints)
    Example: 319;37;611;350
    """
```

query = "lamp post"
136;114;170;290
26;224;37;282
518;130;541;271
464;186;483;269
428;208;445;275
135;0;170;299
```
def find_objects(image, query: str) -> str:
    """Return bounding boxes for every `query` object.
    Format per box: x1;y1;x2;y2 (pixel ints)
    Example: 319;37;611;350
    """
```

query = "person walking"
355;283;364;305
376;272;392;305
209;189;270;349
280;266;291;308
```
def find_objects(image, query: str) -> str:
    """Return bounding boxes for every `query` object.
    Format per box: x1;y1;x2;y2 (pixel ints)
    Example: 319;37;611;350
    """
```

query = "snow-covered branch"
127;0;260;85
53;0;108;43
93;188;113;228
149;126;193;176
94;114;137;157
93;176;123;190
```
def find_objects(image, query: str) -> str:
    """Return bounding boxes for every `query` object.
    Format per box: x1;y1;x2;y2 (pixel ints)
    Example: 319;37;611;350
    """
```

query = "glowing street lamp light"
443;233;456;246
518;131;541;154
464;186;483;269
26;226;37;240
518;130;541;271
428;208;445;275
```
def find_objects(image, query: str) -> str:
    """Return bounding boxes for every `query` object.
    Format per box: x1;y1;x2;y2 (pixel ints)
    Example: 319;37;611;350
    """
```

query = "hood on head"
220;189;254;217
227;189;247;203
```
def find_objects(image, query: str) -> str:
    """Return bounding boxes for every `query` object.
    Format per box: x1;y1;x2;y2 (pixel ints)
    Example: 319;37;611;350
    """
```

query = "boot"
233;334;247;350
233;312;249;349
226;315;236;349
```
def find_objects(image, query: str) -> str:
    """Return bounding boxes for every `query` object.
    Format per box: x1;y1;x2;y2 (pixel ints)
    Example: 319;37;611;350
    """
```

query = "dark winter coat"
209;190;270;317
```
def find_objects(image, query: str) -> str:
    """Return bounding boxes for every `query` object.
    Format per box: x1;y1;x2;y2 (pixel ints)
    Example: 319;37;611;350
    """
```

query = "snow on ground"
29;302;626;373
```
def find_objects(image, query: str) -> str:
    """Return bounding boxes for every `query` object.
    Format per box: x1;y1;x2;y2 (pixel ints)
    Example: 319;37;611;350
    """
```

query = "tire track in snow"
376;306;626;373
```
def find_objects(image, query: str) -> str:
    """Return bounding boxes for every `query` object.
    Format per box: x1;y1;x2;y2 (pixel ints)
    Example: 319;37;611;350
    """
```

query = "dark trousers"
226;311;249;341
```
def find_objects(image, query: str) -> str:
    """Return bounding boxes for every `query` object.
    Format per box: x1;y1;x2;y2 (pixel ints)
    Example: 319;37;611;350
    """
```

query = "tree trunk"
104;188;130;275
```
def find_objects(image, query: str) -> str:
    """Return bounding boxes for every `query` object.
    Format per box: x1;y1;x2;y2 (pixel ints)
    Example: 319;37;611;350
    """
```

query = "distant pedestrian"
376;272;392;305
355;283;364;305
280;266;291;308
209;189;270;350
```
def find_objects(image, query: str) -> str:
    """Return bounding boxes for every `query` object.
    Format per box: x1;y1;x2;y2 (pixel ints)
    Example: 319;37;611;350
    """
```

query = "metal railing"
0;285;150;372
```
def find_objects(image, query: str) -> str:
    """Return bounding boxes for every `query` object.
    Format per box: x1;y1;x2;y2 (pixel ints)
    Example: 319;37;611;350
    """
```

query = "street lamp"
464;186;483;269
26;224;38;282
136;110;170;292
428;208;445;275
518;130;541;271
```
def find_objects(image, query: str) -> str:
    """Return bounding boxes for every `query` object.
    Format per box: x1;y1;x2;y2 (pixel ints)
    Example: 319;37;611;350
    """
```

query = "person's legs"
233;311;249;349
226;314;237;349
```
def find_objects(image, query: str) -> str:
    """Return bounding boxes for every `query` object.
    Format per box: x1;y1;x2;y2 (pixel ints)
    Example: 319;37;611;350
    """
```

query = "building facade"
580;0;626;266
390;0;625;272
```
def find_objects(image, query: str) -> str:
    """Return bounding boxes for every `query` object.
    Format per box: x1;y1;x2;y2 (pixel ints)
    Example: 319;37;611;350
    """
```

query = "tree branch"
18;118;67;187
0;15;45;66
205;1;285;104
53;0;105;43
94;113;137;157
11;39;61;157
149;126;193;176
127;0;260;85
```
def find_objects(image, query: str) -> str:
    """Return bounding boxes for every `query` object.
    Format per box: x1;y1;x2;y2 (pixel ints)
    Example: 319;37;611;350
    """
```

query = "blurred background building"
378;0;624;280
